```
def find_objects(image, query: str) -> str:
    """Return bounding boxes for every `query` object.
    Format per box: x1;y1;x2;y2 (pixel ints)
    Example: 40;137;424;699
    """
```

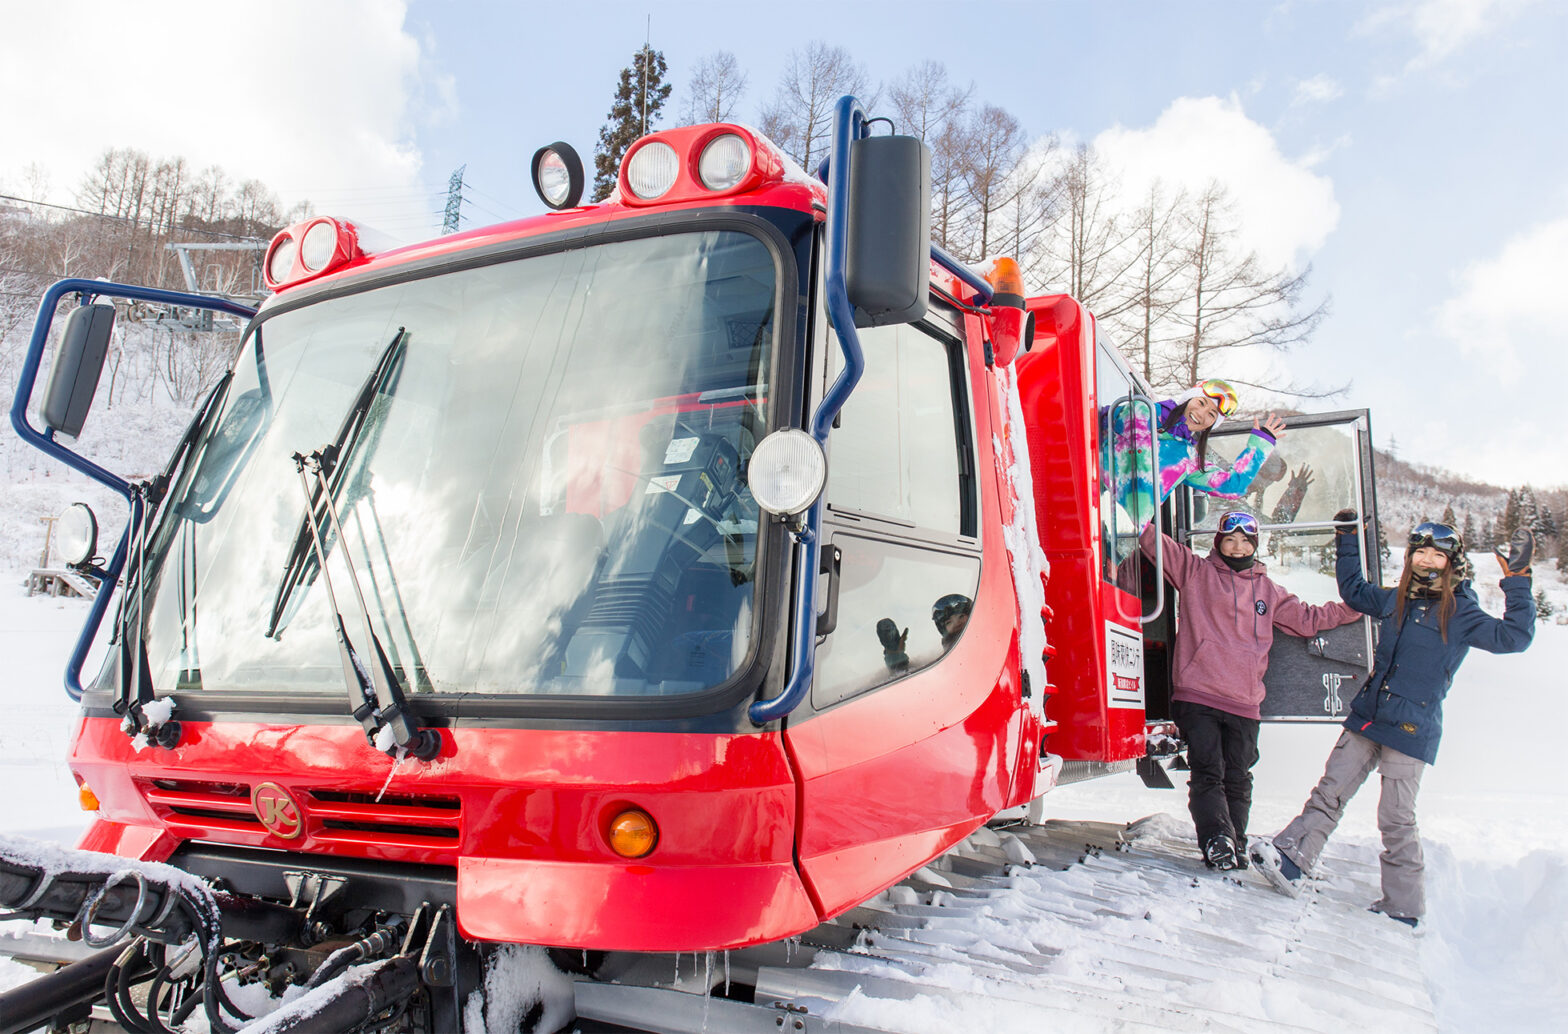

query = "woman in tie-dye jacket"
1105;379;1285;523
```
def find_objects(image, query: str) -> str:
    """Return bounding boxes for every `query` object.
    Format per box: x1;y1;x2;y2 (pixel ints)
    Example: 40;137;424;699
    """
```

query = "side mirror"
41;302;116;437
845;135;931;328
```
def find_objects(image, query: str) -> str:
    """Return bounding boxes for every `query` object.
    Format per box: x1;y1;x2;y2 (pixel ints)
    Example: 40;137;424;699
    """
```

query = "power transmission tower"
442;165;467;235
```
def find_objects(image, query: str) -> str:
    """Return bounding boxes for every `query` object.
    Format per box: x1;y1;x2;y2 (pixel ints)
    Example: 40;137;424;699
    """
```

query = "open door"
1181;409;1381;721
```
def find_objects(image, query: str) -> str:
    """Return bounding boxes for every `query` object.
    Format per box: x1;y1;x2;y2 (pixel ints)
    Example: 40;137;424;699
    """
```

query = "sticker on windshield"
1105;623;1144;709
664;437;700;464
683;508;702;525
646;474;682;495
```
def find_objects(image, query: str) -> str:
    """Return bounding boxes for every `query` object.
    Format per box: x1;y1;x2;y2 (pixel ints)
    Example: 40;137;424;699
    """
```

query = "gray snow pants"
1274;729;1427;919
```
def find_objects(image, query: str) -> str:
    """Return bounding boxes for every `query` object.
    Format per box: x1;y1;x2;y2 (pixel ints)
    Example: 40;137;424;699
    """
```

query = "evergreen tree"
1481;518;1494;548
1462;511;1476;547
592;45;673;202
1500;489;1521;542
1440;503;1457;527
1536;590;1554;622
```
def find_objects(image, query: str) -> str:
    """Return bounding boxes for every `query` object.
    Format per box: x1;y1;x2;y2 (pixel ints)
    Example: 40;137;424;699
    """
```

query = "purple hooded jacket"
1140;524;1360;720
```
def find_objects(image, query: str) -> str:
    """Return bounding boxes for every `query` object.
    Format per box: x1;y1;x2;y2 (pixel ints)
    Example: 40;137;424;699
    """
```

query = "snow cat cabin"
2;95;1382;1033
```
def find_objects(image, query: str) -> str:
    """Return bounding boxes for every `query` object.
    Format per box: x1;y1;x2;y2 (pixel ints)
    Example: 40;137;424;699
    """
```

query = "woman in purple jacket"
1142;511;1361;870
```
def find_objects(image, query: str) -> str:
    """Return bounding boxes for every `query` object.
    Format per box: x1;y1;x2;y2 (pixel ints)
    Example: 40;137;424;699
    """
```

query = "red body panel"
71;717;812;949
1014;297;1144;764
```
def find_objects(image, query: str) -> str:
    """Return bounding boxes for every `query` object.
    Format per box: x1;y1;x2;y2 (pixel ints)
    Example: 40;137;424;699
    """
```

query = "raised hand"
1495;527;1534;578
1254;413;1287;440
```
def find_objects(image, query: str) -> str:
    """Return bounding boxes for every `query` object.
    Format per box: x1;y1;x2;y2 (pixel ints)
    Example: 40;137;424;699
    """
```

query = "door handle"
816;544;842;637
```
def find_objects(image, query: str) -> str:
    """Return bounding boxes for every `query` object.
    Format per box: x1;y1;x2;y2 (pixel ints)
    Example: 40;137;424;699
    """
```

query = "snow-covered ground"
2;575;1565;1032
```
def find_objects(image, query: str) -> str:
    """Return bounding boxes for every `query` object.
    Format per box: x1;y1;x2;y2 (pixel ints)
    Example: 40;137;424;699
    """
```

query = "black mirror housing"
845;135;931;328
41;302;116;437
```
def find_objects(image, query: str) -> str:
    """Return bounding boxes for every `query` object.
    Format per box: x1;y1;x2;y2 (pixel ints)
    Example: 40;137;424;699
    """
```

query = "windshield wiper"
267;328;407;638
293;447;439;760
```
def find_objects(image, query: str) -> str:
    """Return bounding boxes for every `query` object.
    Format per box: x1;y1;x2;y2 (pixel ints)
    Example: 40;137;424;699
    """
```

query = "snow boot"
1248;838;1302;897
1368;906;1419;929
1203;833;1240;871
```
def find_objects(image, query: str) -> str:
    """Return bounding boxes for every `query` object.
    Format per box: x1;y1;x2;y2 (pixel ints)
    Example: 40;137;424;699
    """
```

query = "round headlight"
625;141;679;199
267;236;297;284
57;502;98;567
299;221;339;271
698;133;752;191
747;430;826;516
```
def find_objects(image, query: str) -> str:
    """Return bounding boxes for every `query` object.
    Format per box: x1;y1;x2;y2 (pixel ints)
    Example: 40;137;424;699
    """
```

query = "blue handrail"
10;278;257;699
748;95;872;725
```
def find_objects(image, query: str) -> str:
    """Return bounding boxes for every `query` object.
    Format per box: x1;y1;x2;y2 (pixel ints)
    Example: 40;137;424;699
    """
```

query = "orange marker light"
985;257;1026;300
607;808;659;859
78;784;100;812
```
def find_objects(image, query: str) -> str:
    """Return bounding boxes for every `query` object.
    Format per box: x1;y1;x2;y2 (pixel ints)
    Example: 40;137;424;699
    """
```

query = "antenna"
641;16;650;135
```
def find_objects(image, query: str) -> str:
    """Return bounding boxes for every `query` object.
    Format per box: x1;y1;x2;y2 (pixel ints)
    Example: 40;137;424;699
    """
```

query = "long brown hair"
1393;551;1457;641
1161;400;1213;471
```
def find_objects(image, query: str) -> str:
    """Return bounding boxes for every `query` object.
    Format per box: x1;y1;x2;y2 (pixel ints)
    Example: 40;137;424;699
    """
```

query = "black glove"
1495;527;1534;577
1332;508;1358;535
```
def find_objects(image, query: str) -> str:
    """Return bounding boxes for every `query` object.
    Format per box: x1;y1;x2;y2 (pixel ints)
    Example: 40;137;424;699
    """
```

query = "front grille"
139;779;463;847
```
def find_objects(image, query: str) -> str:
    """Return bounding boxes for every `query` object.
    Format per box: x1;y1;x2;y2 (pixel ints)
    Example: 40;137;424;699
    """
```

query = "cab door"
1181;409;1381;720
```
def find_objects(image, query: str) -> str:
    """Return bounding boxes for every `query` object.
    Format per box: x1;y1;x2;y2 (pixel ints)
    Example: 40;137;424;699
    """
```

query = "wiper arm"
293;448;439;760
267;327;408;638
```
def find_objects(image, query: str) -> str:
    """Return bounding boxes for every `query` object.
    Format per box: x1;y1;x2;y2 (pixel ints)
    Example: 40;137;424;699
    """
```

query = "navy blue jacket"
1336;535;1534;764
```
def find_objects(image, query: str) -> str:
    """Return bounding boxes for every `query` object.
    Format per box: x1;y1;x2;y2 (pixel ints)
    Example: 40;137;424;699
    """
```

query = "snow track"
650;816;1439;1034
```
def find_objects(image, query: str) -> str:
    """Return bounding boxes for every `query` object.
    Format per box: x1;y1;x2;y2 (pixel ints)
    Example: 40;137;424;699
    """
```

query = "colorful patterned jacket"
1104;399;1276;518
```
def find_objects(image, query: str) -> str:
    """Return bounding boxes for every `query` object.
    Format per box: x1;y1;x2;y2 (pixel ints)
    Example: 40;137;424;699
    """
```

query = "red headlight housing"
264;217;363;290
617;124;788;208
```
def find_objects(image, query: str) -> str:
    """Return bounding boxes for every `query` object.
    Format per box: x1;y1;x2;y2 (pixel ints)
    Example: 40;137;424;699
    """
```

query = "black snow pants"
1172;699;1261;853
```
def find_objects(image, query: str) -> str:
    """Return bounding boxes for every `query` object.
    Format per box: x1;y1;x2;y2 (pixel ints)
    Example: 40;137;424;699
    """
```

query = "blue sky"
2;0;1563;489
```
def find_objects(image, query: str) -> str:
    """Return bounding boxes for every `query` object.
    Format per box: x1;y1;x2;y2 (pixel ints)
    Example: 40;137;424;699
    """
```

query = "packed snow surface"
2;577;1565;1031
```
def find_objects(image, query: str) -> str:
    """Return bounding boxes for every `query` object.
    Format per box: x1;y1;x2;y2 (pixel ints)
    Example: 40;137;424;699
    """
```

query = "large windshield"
136;229;778;700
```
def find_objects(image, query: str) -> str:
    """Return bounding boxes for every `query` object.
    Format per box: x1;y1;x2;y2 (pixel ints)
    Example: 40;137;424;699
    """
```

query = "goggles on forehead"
1199;378;1239;417
1218;511;1259;536
1408;522;1461;554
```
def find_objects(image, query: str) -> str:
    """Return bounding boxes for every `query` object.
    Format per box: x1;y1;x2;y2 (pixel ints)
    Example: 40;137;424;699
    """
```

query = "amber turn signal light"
78;784;100;812
607;808;658;859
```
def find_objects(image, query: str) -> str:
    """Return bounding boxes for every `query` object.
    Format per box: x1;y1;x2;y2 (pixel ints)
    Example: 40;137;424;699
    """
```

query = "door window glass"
826;322;966;535
812;535;980;709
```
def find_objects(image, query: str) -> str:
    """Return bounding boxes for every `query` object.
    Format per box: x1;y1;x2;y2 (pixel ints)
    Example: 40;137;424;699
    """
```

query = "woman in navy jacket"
1250;516;1535;926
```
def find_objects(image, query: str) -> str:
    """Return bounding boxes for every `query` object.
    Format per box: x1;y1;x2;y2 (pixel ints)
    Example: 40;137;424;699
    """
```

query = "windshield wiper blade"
267;328;408;638
293;448;439;760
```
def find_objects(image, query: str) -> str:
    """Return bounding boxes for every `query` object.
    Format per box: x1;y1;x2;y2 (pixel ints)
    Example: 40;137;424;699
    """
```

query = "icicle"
701;951;714;1032
723;949;731;997
673;951;680;984
375;745;409;803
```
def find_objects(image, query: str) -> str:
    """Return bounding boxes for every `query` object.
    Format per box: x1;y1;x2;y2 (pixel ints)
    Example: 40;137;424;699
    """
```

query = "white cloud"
0;0;452;228
1428;215;1568;485
1437;215;1568;384
1361;0;1539;71
1093;95;1340;271
1292;74;1344;106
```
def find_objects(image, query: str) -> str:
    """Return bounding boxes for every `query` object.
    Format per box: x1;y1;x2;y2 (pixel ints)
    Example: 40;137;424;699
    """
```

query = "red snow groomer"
2;95;1380;1033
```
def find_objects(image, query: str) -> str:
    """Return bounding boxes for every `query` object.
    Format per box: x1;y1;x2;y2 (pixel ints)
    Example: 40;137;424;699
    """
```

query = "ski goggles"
1408;522;1461;554
1218;511;1259;536
1199;378;1239;417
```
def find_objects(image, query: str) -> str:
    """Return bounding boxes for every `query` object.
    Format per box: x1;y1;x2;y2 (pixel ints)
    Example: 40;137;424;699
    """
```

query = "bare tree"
889;61;974;253
1102;180;1192;385
956;104;1033;262
1165;184;1331;396
1032;144;1142;317
681;51;748;125
758;42;873;170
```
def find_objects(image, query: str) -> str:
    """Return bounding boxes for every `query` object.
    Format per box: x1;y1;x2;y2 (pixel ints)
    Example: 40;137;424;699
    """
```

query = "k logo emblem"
252;782;303;840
